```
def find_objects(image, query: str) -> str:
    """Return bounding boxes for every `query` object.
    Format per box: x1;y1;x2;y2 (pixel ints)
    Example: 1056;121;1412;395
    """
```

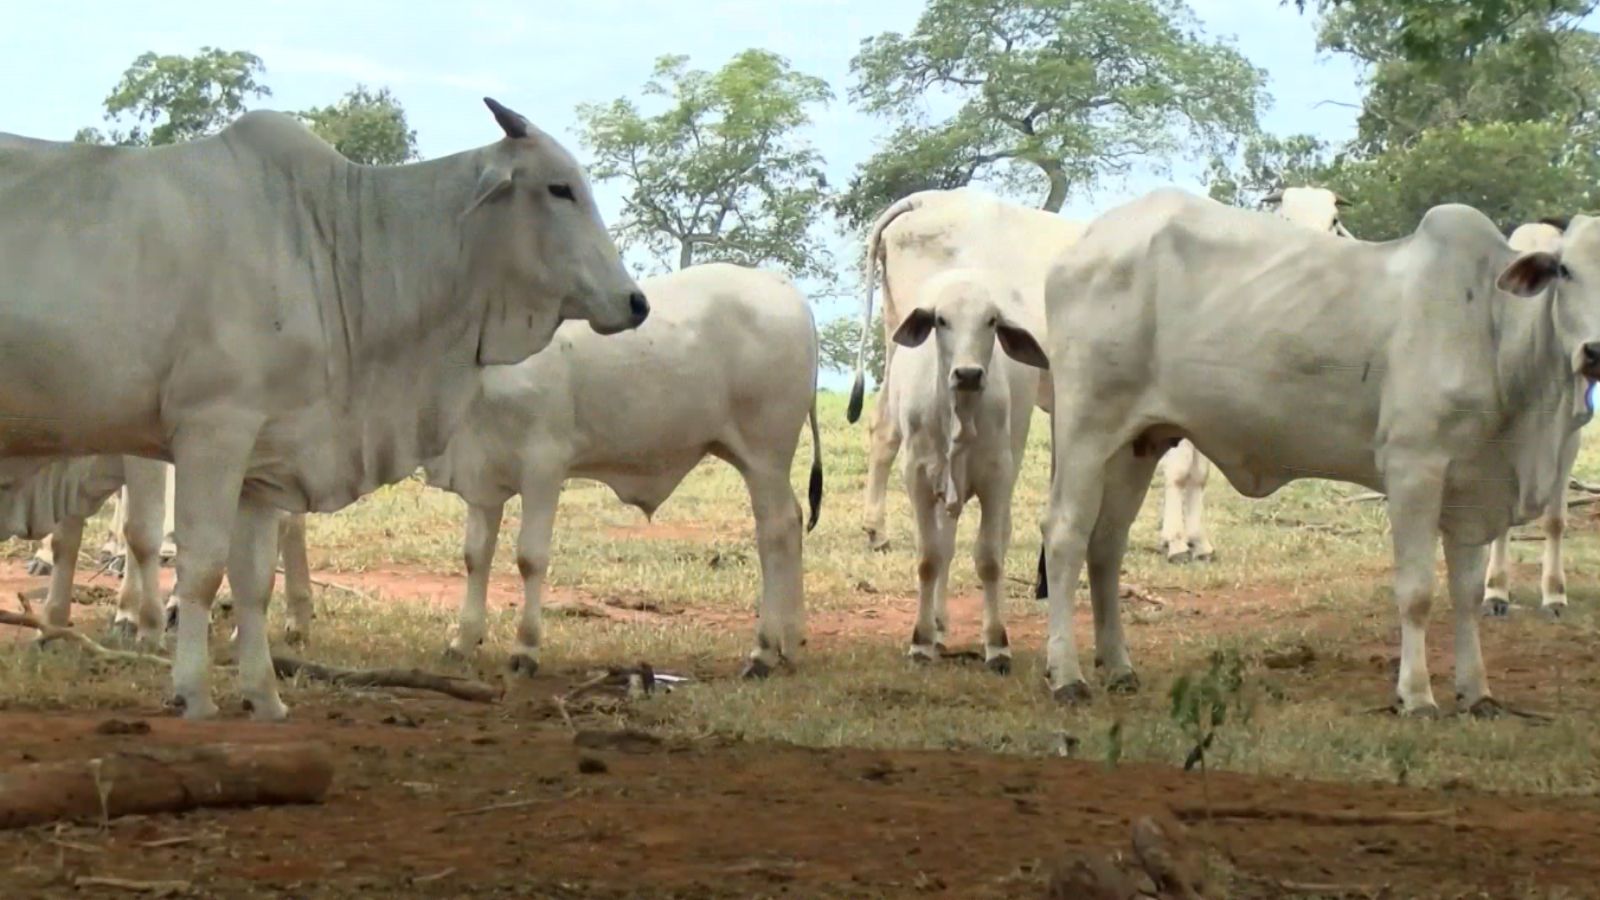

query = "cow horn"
483;97;531;140
1260;189;1284;206
1334;193;1352;208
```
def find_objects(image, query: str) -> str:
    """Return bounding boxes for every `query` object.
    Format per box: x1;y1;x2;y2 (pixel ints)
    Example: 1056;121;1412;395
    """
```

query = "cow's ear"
996;317;1049;370
1333;193;1352;208
462;168;515;219
892;308;936;348
1498;251;1563;297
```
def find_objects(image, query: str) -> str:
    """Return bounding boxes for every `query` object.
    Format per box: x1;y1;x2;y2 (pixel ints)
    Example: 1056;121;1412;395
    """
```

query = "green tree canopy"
576;50;835;283
300;85;419;165
818;312;886;380
836;0;1269;228
75;47;270;147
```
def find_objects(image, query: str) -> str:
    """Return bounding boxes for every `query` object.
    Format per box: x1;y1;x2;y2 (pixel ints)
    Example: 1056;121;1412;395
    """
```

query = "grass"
5;391;1600;796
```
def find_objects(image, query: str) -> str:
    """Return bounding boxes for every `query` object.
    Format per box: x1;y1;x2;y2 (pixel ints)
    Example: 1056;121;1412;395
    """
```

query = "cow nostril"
628;291;650;324
952;366;984;388
1585;343;1600;366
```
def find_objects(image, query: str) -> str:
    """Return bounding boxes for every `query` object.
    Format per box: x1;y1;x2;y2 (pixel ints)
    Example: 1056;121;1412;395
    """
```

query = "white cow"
1156;186;1358;563
845;189;1085;553
1484;216;1579;617
1038;188;1598;716
424;263;822;678
28;461;175;578
0;99;647;720
883;268;1048;671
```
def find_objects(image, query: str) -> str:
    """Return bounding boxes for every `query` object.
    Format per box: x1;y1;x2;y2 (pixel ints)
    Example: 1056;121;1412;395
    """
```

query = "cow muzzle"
590;290;651;335
1582;342;1600;380
950;366;985;393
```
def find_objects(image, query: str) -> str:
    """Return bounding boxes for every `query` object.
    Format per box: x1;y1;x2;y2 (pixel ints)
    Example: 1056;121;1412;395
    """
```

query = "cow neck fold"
1492;287;1576;517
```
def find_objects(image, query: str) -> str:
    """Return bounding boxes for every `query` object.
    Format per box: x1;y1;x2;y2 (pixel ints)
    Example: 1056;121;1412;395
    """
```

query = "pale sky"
1;0;1366;388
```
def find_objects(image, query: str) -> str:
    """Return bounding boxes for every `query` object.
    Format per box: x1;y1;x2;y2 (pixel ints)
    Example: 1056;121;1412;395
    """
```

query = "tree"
818;312;886;380
575;50;835;282
299;85;419;165
83;47;270;147
1287;0;1597;68
836;0;1268;228
1206;134;1339;207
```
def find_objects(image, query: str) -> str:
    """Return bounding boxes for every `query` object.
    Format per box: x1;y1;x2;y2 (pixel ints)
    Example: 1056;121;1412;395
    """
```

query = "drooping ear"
891;308;936;348
996;316;1049;369
1333;193;1352;208
461;168;514;219
1497;250;1564;297
483;97;531;139
1259;189;1284;207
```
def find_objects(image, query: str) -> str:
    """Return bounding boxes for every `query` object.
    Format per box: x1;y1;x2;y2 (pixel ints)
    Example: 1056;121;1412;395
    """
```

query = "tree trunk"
678;240;694;270
1039;160;1069;213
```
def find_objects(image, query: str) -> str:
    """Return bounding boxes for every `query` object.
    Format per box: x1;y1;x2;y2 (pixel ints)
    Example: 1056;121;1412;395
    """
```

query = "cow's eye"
548;183;576;202
988;316;998;327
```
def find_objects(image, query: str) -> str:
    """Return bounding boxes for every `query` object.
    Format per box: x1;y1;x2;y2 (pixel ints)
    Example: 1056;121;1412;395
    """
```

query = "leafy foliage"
576;50;836;284
77;47;270;147
818;312;886;379
1289;0;1597;69
1169;649;1250;774
837;0;1268;227
299;85;419;165
1206;133;1340;208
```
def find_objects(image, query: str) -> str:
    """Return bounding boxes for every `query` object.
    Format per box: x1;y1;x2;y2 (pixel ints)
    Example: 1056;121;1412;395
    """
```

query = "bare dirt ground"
5;556;1600;899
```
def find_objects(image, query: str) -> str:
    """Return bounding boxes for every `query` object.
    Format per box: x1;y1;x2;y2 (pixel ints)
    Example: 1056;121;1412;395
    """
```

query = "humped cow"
0;98;647;720
1037;187;1597;715
422;262;822;677
1154;186;1359;564
1483;215;1582;618
845;188;1084;553
881;267;1048;672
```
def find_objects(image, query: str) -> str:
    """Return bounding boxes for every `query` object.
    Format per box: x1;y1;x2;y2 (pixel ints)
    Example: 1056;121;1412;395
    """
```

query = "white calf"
1484;217;1577;618
428;263;822;677
884;268;1049;671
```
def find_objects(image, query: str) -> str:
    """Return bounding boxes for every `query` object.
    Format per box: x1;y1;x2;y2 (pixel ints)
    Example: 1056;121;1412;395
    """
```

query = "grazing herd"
1;99;1590;722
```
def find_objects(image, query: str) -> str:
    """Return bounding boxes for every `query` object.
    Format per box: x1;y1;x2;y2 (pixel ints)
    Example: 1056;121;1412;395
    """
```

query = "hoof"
1397;700;1440;719
985;655;1012;676
1463;696;1504;719
242;696;290;722
106;618;138;642
1051;681;1093;705
1483;597;1511;618
1539;602;1567;621
1192;549;1215;563
507;653;540;677
283;627;307;648
864;529;890;553
1105;670;1141;694
740;658;773;679
106;555;126;578
167;694;220;721
25;558;51;577
1165;549;1191;565
907;649;936;665
164;605;180;632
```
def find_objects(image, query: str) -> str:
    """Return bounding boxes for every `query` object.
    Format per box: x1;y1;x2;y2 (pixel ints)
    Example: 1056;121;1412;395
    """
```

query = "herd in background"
1;98;1591;721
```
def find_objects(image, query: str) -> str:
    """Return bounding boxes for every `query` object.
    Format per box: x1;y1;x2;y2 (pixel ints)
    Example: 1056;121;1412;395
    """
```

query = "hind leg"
509;477;561;677
1159;443;1192;563
1089;449;1160;692
279;513;313;645
863;396;901;552
1181;444;1214;561
741;461;807;677
449;500;504;659
117;458;168;646
40;517;85;629
1482;531;1512;617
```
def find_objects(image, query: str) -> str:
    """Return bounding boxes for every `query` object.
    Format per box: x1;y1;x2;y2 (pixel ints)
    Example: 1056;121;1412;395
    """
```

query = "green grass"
6;391;1600;796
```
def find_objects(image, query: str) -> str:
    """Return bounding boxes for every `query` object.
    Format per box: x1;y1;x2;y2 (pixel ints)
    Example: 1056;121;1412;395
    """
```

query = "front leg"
1443;538;1493;713
168;422;255;720
974;485;1013;674
510;478;561;676
1159;445;1191;563
1538;503;1569;618
40;517;85;629
906;469;945;664
448;500;504;659
279;513;313;645
1385;460;1447;716
227;496;288;721
117;457;168;645
1482;531;1512;617
1181;445;1214;561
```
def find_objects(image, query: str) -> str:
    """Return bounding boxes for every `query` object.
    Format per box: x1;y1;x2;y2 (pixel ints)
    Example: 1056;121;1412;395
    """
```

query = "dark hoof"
1540;604;1567;621
1166;550;1191;565
986;655;1012;675
865;530;890;553
107;619;137;642
507;653;540;677
164;605;179;631
1465;697;1504;719
1051;681;1093;705
1105;670;1141;694
740;658;772;679
1398;700;1440;719
107;555;126;577
1483;597;1511;618
25;558;52;577
164;695;186;714
1193;551;1215;563
908;650;935;665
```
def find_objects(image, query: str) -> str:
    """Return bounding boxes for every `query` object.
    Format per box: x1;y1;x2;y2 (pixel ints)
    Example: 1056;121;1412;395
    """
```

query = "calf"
884;268;1048;671
428;263;822;678
1484;216;1580;617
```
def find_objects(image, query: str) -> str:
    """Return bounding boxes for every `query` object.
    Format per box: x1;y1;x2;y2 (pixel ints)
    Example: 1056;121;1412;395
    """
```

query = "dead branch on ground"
1170;803;1453;826
271;655;501;703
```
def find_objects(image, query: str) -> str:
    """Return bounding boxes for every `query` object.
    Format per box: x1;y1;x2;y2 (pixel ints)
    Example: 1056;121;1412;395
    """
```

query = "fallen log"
1171;803;1453;826
0;606;169;667
272;655;502;703
0;742;333;829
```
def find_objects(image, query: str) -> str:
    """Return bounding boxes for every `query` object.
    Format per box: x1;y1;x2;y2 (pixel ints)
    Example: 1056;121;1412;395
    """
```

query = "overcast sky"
1;0;1366;388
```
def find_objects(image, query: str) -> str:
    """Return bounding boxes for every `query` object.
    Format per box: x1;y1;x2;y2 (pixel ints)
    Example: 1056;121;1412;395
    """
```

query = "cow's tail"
847;193;925;424
806;317;825;533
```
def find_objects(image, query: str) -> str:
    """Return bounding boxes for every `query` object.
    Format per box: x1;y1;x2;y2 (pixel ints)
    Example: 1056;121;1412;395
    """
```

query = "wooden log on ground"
0;742;333;829
272;655;502;703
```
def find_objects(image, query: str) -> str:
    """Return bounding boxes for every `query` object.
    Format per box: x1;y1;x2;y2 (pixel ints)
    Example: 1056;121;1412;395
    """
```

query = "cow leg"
510;480;560;677
1443;538;1492;712
1181;447;1214;561
449;500;503;659
40;517;85;629
1385;467;1445;716
1482;531;1512;617
1538;505;1568;617
1089;449;1160;693
160;463;178;562
974;481;1014;674
226;495;288;721
906;469;946;664
1042;426;1112;702
104;486;128;576
862;396;901;552
1159;444;1192;563
168;429;254;721
279;513;313;645
114;458;167;645
742;464;807;677
27;534;54;577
